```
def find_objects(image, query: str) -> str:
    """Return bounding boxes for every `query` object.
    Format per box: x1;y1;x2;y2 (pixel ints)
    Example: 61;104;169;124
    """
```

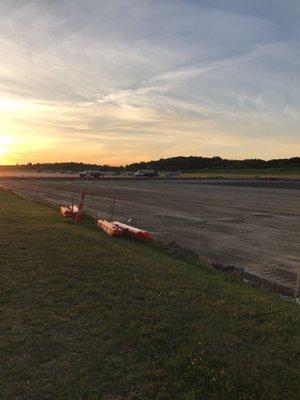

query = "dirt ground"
3;178;300;290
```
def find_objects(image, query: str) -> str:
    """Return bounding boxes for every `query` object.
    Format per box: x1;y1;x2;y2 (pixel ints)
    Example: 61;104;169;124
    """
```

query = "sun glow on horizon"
0;96;61;164
0;1;299;163
0;135;16;164
0;131;58;165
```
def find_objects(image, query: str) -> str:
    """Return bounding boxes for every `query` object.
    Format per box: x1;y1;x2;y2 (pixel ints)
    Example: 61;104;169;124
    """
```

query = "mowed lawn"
0;191;299;400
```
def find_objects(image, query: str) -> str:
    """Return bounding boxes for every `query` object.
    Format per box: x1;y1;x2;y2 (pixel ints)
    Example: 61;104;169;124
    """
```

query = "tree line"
0;156;299;172
126;156;300;171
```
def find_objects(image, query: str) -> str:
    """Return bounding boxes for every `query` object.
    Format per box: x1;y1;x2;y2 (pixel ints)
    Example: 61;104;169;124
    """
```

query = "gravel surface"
4;178;300;290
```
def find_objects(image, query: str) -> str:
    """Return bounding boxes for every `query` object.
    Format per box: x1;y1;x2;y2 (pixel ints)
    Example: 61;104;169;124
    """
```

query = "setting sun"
0;135;15;163
0;2;299;399
0;132;58;164
0;0;298;165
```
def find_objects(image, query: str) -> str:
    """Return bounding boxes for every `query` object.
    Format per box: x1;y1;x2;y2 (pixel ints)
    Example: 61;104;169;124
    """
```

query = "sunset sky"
0;0;299;165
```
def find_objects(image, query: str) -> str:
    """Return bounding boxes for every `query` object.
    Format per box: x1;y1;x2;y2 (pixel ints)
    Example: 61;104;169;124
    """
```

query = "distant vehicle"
134;170;159;178
79;170;104;179
165;171;181;178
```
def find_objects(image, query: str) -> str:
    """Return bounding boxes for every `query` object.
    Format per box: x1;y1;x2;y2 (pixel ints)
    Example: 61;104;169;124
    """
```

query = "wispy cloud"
0;0;299;163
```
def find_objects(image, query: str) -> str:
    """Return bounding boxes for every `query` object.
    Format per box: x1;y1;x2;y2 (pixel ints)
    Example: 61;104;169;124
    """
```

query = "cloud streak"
0;0;299;163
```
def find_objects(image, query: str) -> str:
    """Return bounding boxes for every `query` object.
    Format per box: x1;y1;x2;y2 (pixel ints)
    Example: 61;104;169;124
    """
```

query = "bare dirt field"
3;178;300;290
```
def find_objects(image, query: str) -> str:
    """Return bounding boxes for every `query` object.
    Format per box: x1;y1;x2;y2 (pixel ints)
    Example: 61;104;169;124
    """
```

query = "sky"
0;0;299;165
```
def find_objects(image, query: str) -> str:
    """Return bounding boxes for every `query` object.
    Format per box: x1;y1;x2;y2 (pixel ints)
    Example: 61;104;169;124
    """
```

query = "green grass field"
1;191;299;400
180;167;300;179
